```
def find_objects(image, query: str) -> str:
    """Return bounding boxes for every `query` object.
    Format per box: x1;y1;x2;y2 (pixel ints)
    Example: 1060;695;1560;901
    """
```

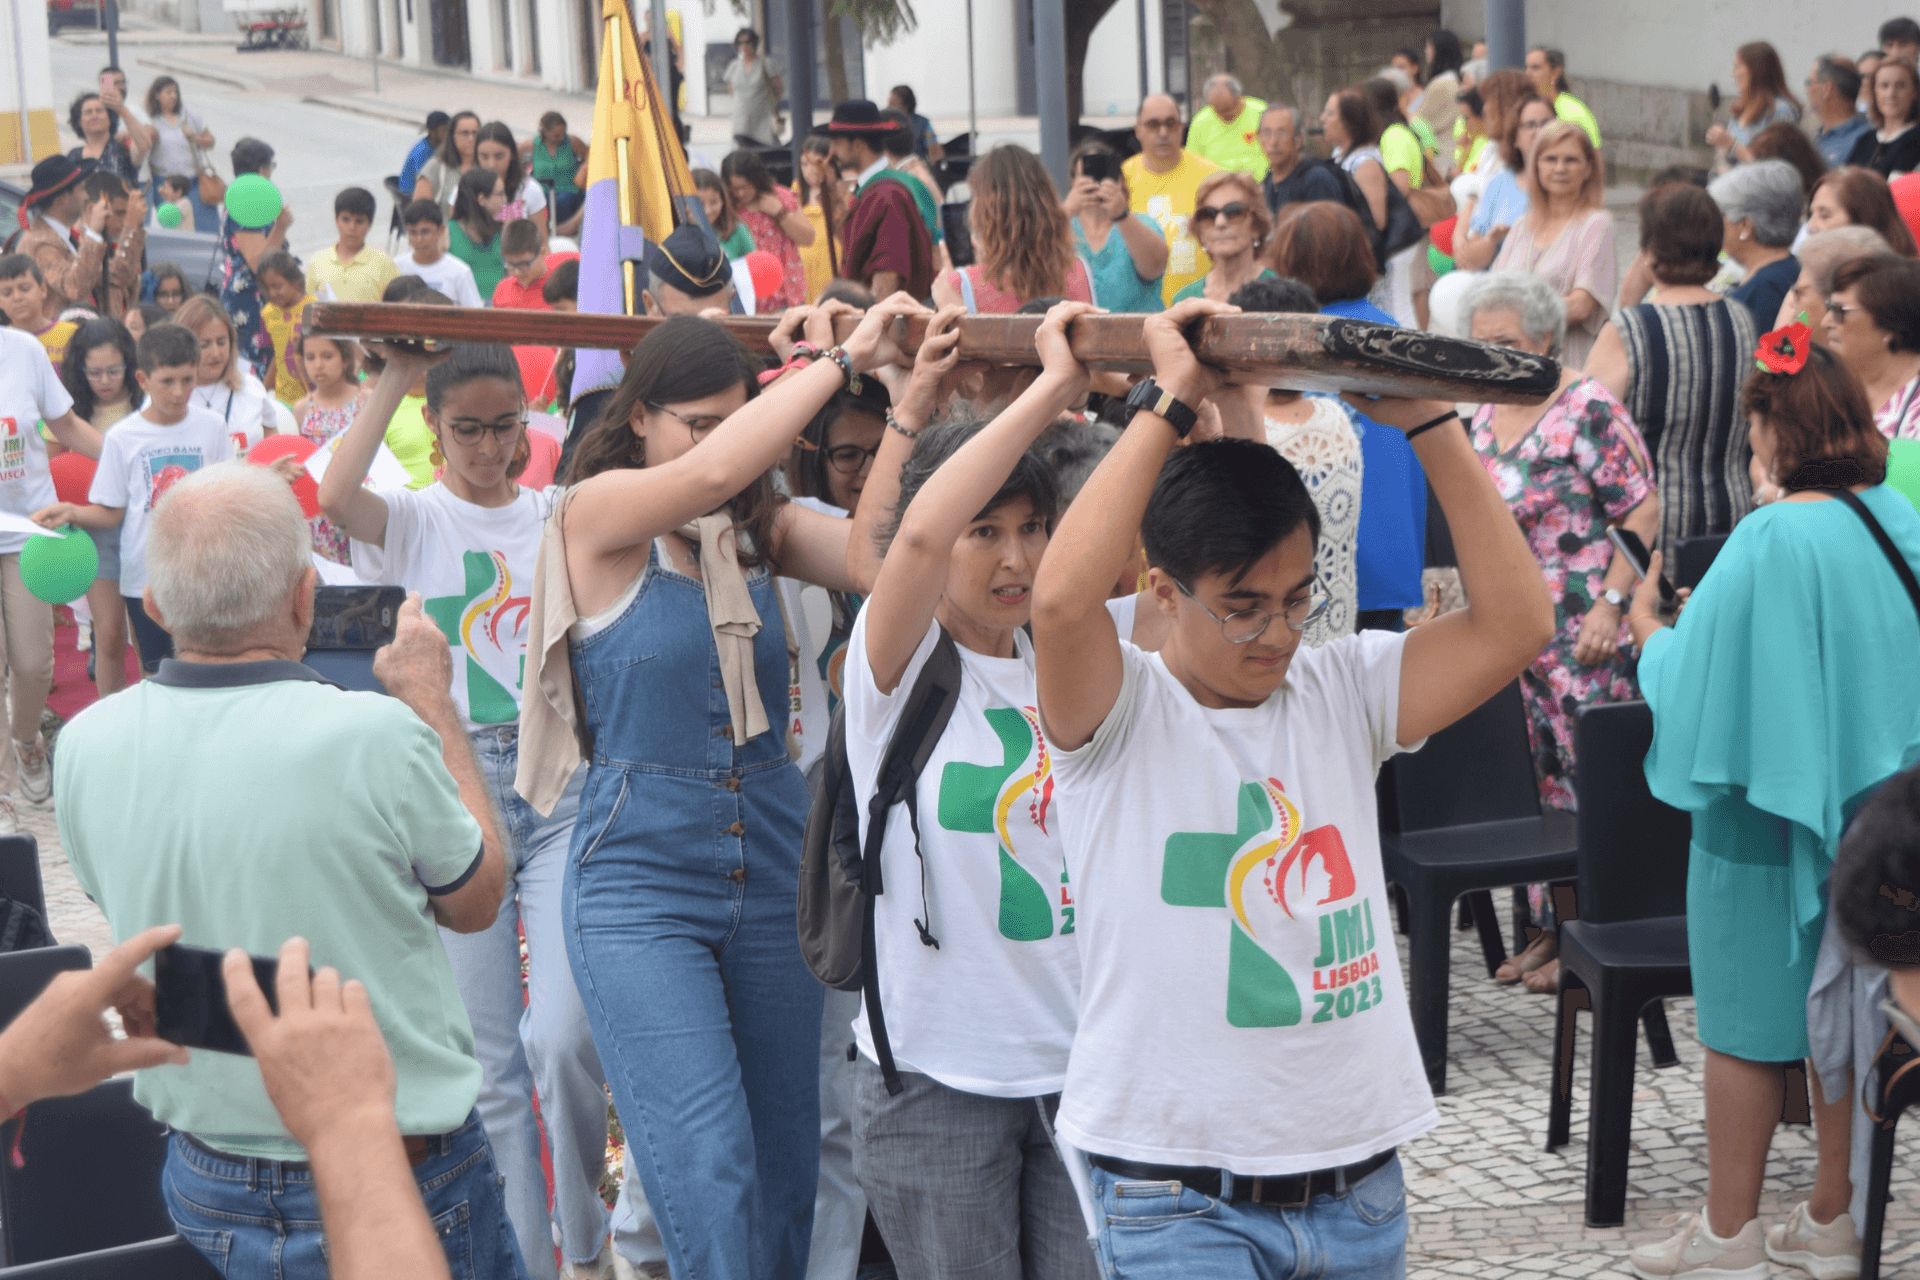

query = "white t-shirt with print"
843;606;1081;1097
1048;631;1437;1174
191;373;275;455
349;483;555;732
90;407;236;593
0;327;72;553
501;178;549;224
394;251;485;310
778;495;856;777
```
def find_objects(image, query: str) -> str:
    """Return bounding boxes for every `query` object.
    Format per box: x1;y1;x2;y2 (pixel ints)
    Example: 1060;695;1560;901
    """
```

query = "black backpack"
1304;157;1424;264
797;628;962;1096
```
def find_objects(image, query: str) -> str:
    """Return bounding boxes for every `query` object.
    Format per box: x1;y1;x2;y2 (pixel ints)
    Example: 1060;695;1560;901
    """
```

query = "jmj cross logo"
937;706;1061;942
1162;779;1359;1029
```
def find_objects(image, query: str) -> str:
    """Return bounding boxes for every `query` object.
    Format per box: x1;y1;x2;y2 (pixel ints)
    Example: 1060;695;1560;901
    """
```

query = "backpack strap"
1835;490;1920;623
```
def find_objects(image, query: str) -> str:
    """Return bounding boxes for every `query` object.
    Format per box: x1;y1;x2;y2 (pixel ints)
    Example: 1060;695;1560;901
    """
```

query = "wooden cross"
305;302;1558;404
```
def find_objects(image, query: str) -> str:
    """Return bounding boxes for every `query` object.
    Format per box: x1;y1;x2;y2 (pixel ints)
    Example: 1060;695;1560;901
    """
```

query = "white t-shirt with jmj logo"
843;606;1081;1098
0;327;72;554
350;483;555;732
90;407;235;593
1048;631;1436;1174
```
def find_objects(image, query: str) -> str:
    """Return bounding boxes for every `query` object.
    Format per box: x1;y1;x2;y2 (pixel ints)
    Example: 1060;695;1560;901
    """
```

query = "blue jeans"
1090;1153;1407;1280
162;1110;529;1279
445;729;662;1277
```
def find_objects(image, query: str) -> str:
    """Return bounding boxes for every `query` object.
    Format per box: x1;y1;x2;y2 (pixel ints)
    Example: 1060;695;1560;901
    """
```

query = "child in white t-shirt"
1030;298;1554;1278
35;323;233;675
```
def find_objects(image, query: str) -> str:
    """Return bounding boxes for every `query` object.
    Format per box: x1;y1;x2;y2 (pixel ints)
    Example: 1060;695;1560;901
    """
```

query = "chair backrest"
1572;701;1693;923
1378;681;1541;833
0;945;89;1033
0;833;45;920
0;1079;175;1264
1674;534;1728;590
0;1235;220;1278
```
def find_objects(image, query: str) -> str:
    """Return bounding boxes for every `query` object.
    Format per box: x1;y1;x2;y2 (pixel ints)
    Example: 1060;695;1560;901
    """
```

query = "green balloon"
224;174;283;229
156;202;184;229
1427;243;1455;277
20;528;97;606
1888;439;1920;514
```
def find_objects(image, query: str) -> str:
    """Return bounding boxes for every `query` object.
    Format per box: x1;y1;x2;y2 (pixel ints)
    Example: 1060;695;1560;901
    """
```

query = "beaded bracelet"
823;346;861;394
885;408;920;440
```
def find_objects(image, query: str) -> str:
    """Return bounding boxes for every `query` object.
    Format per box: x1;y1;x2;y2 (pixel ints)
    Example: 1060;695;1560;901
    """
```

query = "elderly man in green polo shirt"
53;461;528;1280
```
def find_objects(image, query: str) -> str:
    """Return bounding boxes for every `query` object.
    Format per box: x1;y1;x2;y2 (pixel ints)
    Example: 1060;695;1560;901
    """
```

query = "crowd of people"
13;14;1920;1280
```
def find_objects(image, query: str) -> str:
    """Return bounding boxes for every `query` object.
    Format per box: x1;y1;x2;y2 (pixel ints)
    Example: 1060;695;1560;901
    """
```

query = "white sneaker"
1628;1209;1769;1279
14;736;50;805
1766;1201;1861;1279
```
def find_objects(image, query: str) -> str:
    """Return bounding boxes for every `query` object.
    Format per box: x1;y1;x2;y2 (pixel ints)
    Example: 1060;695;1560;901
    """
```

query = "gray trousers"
852;1059;1098;1280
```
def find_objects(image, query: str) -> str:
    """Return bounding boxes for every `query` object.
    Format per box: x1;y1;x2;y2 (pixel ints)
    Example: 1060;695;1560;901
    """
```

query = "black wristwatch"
1123;378;1201;438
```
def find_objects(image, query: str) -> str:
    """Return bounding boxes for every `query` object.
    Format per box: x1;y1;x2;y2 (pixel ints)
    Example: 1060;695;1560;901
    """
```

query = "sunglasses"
1194;202;1252;224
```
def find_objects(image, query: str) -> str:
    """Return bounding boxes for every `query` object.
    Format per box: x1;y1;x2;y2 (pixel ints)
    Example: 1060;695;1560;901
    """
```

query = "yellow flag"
588;0;692;243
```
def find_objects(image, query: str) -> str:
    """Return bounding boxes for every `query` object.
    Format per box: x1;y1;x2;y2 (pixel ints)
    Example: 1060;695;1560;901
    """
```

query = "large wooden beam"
306;302;1558;404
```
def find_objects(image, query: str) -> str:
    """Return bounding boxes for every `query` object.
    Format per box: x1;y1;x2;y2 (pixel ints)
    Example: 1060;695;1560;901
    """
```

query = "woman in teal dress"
1625;331;1920;1278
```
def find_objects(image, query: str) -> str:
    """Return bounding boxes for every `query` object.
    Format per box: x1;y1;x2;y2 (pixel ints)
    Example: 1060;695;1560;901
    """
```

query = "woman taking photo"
1822;255;1920;439
1172;169;1275;302
1624;333;1920;1280
450;167;509;299
793;136;843;302
416;110;481;217
144;75;215;231
477;121;548;235
723;149;813;312
67;92;145;188
933;145;1092;313
1706;41;1801;165
1849;57;1920;178
1489;119;1615;368
524;299;920;1279
58;318;140;697
1708;159;1806;330
1065;140;1166;314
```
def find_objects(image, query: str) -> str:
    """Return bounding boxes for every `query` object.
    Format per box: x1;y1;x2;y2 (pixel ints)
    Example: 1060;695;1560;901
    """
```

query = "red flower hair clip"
1754;321;1812;375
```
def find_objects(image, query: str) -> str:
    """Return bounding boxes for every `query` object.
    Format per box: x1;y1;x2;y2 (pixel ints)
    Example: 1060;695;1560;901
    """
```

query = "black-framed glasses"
444;414;527;444
1194;202;1251;224
648;401;725;437
1825;298;1865;322
1173;576;1329;642
825;443;879;474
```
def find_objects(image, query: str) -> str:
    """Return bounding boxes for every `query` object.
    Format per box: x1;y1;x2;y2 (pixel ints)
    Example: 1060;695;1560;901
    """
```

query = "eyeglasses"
648;401;725;437
1825;298;1865;322
1194;201;1252;224
1173;576;1329;643
84;363;125;381
443;414;527;444
1140;117;1181;133
825;443;879;474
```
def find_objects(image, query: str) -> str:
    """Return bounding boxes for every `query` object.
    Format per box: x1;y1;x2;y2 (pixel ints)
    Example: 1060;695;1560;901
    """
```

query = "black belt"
1090;1147;1395;1209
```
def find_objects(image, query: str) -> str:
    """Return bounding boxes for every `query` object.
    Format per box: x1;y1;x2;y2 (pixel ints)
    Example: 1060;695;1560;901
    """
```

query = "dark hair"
1741;343;1886;490
424;342;523;413
796;135;843;270
230;137;274;176
150;262;191;303
1327;88;1382;151
60;317;141;420
68;91;117;139
158;173;191;199
1361;78;1407;131
788;389;887;501
1427;29;1464;79
403;198;444;227
137;321;199;373
1265;201;1379;303
292;330;357;381
721;149;776;199
542;257;579;304
890;84;918;114
1881;16;1920;47
1810;166;1919;254
692;169;736;237
1393;48;1424;86
563;316;782;567
881;110;916;159
1143;439;1319;585
475;122;527;200
1649;164;1711;189
1833;763;1920;967
1732;41;1801;126
501;218;542;258
334;186;376;220
1815;54;1864;107
1458;86;1485;120
143;74;180;118
255;251;303;289
881;418;1060;552
453;166;503;241
1228;274;1320;313
1833;256;1920;351
1529;46;1569;95
1638;183;1724;286
436;111;481;167
538;110;567;133
817;279;874;308
0;254;44;286
734;27;759;47
1505;93;1553;171
1869;58;1920;131
1748;123;1827;196
82;169;126;204
1032;417;1120;506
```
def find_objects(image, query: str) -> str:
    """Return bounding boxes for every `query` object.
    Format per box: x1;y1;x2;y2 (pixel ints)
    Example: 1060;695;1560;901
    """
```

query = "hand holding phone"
1607;526;1677;607
155;941;301;1057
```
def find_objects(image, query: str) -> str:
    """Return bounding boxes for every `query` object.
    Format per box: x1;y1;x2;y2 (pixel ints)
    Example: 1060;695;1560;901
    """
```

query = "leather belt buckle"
1248;1172;1314;1211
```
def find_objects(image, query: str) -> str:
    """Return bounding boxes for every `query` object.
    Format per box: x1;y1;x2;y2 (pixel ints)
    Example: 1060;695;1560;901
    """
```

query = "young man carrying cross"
1031;298;1554;1277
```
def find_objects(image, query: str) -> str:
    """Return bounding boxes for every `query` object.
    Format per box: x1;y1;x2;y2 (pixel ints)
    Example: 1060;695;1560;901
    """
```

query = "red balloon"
48;451;96;507
745;249;785;304
1429;215;1458;260
245;434;322;518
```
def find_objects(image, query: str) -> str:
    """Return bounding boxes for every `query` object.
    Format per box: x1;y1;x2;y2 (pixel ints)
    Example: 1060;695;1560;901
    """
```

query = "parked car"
47;0;103;33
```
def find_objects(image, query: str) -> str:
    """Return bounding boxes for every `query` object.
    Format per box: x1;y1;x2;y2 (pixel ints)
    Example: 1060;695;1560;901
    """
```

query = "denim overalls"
563;542;823;1279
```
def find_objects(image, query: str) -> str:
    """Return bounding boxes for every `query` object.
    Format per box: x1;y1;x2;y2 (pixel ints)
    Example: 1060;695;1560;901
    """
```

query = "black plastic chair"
1379;681;1578;1094
0;1235;218;1278
1547;701;1693;1226
0;835;43;924
0;1079;174;1264
1673;534;1727;590
0;945;89;1033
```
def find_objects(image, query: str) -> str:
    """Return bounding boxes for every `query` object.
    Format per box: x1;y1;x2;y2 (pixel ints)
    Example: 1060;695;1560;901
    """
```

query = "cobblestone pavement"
35;806;1920;1274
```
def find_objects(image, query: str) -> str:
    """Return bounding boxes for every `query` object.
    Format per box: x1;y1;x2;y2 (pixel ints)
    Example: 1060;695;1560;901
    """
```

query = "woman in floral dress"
1462;273;1660;991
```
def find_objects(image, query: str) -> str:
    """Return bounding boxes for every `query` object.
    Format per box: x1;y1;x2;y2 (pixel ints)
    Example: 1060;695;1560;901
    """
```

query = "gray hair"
1459;271;1568;358
1377;66;1415;95
1460;57;1489;87
1708;160;1806;247
1259;102;1306;140
145;462;311;652
1799;225;1898;293
1205;73;1243;98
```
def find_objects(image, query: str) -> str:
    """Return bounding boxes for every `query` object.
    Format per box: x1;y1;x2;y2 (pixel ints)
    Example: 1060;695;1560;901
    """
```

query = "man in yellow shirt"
1187;75;1269;180
1124;94;1219;305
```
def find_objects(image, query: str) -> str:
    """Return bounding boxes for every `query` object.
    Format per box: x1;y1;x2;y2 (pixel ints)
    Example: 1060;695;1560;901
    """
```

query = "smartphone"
154;942;292;1057
1606;527;1677;607
1079;152;1119;183
308;586;405;651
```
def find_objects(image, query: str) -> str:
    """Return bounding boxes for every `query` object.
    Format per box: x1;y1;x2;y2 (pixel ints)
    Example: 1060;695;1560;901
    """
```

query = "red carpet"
48;612;143;725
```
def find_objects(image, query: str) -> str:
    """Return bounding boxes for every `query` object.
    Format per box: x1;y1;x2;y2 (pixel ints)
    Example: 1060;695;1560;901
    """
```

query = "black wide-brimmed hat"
825;100;900;139
23;154;88;208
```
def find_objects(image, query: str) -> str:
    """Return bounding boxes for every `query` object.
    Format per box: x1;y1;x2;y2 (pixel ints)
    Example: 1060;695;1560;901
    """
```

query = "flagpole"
608;2;638;314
